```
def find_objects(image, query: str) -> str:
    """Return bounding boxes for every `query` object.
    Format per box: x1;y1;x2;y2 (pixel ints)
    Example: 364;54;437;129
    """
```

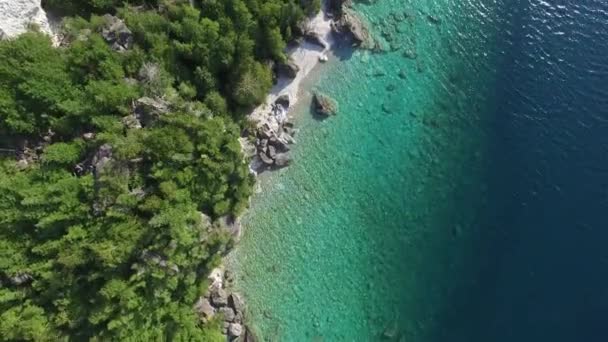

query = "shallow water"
229;0;608;341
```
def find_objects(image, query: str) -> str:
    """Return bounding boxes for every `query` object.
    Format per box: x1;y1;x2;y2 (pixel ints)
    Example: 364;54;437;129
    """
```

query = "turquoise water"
228;1;501;340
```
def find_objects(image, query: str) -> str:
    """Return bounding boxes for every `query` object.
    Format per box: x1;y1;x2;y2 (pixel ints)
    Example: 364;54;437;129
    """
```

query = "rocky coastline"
221;0;373;340
244;0;370;176
0;0;372;340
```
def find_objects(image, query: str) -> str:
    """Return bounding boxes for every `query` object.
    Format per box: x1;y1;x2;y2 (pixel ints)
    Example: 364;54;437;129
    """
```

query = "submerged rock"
274;153;292;167
398;69;408;79
427;14;442;25
312;92;338;116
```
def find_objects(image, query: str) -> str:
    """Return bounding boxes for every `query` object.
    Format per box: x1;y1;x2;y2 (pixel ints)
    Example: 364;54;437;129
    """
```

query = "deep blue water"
477;1;608;340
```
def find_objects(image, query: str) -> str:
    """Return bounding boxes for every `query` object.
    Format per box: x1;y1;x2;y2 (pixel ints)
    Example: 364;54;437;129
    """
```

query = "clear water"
228;0;608;341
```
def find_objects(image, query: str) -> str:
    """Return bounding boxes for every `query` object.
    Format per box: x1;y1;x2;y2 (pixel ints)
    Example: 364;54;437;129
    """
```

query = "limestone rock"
218;216;242;240
101;14;133;51
82;132;95;140
122;114;142;129
228;293;245;313
210;286;228;307
135;96;169;116
275;58;300;78
92;144;113;174
0;0;56;42
228;323;243;338
220;306;236;322
10;272;32;286
194;297;215;319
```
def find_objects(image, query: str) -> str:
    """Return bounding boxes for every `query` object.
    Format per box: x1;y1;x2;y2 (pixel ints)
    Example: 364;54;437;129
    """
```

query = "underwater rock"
398;69;408;79
274;153;292;167
402;49;417;59
427;14;442;25
312;92;338;116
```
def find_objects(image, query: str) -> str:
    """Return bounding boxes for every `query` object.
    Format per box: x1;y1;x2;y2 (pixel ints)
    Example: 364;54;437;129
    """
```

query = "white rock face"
0;0;56;40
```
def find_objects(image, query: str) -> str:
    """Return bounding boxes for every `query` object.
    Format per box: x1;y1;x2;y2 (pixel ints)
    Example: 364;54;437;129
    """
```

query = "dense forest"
0;0;317;340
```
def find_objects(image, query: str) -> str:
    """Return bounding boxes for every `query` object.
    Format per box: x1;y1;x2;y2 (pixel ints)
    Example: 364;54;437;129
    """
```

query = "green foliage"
233;61;273;107
0;0;311;339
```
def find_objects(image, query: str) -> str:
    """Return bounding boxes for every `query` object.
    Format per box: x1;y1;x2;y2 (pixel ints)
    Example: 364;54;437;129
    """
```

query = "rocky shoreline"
218;1;373;340
244;0;371;176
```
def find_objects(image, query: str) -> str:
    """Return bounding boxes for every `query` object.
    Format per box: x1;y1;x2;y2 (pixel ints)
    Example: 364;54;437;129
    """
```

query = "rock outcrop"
331;7;376;49
101;14;133;51
275;58;300;78
0;0;57;42
249;97;297;173
196;269;251;341
132;96;170;127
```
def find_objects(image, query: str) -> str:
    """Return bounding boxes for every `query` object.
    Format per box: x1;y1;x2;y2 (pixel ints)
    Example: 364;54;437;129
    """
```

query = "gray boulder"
228;323;243;338
219;306;236;322
210;286;228;307
275;58;300;78
101;15;133;51
194;297;215;319
228;293;245;313
267;145;277;159
259;152;274;165
10;273;32;286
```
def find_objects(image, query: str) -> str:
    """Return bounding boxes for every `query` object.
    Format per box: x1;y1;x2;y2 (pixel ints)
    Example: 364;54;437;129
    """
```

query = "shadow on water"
435;1;608;341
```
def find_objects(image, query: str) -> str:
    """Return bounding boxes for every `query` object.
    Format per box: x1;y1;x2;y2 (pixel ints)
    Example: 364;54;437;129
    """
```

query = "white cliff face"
0;0;57;41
